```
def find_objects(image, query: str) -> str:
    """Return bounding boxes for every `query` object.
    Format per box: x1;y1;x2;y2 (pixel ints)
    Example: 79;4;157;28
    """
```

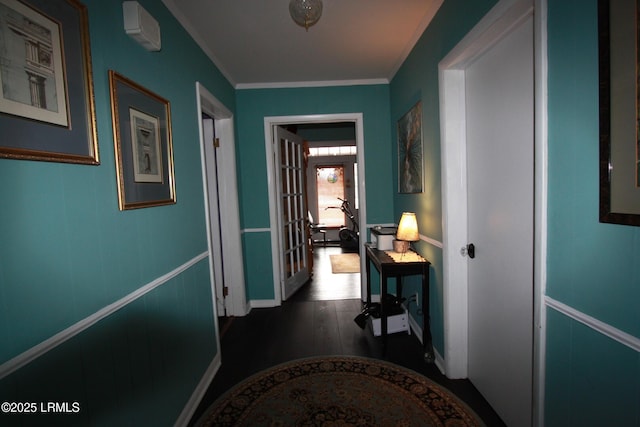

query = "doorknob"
467;243;475;258
461;243;476;259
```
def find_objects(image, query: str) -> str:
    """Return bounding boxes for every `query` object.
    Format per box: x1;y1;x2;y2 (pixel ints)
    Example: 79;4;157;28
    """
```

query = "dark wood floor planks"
189;246;506;426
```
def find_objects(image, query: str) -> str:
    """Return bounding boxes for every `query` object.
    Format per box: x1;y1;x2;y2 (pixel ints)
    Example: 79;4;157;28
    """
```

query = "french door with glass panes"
274;126;310;299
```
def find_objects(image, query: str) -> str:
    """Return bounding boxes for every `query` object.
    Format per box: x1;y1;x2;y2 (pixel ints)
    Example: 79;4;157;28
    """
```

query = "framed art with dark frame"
398;101;423;194
109;70;176;210
599;0;640;226
0;0;98;164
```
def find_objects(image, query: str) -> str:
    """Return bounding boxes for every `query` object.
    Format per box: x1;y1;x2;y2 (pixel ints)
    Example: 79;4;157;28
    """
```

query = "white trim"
439;66;469;379
408;312;422;339
545;297;640;353
250;299;279;309
439;0;535;381
242;228;272;234
163;0;443;91
162;0;237;87
163;0;386;90
365;224;443;249
0;252;209;381
175;351;222;427
533;1;548;425
364;222;396;229
386;0;445;80
407;311;445;374
237;79;389;90
196;82;248;317
420;234;443;249
264;113;368;305
238;1;445;89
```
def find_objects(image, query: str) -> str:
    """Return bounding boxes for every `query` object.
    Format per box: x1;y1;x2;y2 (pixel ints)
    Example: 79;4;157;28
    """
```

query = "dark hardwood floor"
189;245;506;426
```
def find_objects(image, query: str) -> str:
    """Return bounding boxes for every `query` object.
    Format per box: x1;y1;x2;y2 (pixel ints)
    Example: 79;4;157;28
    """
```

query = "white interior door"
202;116;226;316
196;82;247;321
465;15;534;427
274;126;310;299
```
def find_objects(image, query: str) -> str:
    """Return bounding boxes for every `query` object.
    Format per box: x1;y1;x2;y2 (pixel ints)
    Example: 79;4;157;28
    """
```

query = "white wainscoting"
175;351;222;426
407;309;445;374
0;251;209;380
545;296;640;353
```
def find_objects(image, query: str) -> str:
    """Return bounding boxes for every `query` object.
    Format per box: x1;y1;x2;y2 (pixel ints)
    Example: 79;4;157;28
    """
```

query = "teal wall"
235;85;394;300
3;0;638;425
545;0;640;424
0;0;233;424
389;0;498;359
389;0;639;424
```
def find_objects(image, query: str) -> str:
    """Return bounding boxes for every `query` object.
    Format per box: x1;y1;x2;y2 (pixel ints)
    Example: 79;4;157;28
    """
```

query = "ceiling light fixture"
289;0;323;31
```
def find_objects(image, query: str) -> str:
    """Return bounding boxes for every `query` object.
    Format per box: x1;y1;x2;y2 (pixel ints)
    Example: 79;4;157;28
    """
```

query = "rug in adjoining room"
195;356;485;426
329;253;360;274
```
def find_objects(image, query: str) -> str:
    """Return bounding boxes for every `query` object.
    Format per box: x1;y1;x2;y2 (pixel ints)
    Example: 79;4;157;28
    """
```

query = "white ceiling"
161;0;443;89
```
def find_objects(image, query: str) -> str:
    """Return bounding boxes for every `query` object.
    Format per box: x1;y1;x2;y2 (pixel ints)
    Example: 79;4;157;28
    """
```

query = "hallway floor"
189;246;506;426
292;245;361;301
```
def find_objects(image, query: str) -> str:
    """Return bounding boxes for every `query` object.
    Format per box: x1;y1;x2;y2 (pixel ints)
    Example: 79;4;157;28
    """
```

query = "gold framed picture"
109;70;175;210
0;0;98;164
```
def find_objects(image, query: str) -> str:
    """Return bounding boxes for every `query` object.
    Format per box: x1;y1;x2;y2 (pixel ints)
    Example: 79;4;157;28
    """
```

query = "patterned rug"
196;356;485;426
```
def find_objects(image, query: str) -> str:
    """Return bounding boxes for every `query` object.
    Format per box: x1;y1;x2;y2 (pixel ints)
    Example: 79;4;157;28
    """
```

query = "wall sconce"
123;1;161;51
394;212;419;253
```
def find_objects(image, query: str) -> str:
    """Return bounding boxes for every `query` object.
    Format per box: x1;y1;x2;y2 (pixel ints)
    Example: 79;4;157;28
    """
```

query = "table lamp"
394;212;419;253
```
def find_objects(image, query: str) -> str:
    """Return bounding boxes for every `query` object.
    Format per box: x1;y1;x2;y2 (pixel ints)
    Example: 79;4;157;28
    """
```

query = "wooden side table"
364;243;434;363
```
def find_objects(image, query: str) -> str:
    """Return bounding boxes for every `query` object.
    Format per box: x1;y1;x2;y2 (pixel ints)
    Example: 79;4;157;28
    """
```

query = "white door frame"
438;0;547;424
264;113;367;304
196;82;248;317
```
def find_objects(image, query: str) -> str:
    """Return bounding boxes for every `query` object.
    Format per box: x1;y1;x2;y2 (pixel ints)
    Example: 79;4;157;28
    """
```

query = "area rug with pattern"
195;356;485;426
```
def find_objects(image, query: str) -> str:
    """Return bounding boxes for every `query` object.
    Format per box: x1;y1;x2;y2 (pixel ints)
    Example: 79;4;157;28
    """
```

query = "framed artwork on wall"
0;0;98;164
109;70;176;210
398;101;423;194
599;0;640;226
129;108;163;183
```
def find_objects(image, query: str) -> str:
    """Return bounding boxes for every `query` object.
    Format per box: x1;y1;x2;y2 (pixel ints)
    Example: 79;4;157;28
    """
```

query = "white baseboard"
174;351;222;427
407;310;445;375
249;299;278;309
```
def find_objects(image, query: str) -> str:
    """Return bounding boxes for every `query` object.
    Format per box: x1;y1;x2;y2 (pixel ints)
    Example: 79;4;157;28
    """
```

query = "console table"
364;243;434;363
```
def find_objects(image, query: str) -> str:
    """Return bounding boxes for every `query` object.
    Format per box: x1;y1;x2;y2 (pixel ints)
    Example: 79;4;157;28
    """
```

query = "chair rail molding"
0;251;209;380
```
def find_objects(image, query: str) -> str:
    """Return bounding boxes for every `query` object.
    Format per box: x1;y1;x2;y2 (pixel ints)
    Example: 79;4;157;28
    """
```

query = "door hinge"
223;286;229;297
213;137;220;148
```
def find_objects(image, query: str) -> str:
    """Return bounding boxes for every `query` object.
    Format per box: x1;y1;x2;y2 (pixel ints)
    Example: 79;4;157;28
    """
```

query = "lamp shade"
396;212;419;242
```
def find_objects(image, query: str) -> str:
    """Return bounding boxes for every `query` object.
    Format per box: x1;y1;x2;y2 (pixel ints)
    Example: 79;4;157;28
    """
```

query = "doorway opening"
196;82;247;322
309;155;359;247
264;114;367;305
316;165;346;227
